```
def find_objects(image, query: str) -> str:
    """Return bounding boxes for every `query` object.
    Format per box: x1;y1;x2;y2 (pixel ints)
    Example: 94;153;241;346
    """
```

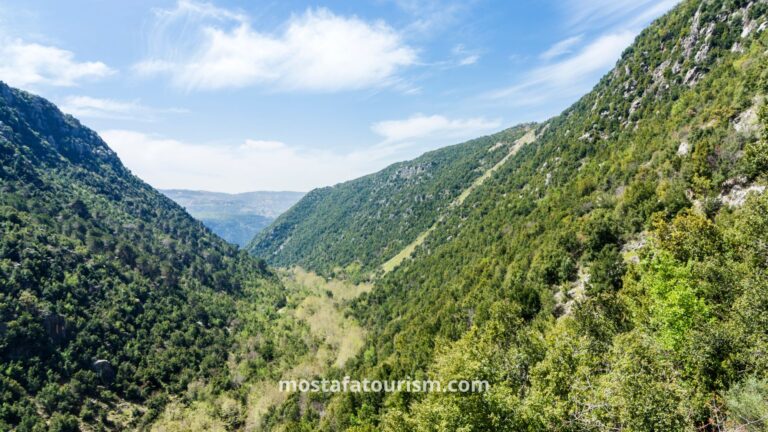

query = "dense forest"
0;83;295;430
253;0;768;430
248;125;531;277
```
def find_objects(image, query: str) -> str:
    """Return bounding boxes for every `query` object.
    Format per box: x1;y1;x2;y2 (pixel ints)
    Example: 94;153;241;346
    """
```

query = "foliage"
3;0;768;430
0;82;287;430
725;377;768;431
258;1;768;430
248;125;533;275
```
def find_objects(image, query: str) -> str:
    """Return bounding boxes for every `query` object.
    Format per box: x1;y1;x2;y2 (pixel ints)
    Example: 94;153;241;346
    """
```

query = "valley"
2;0;768;431
244;1;768;429
149;268;371;431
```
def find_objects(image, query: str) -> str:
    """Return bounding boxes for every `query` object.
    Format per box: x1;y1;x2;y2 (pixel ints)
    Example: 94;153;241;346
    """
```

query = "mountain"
4;0;768;430
248;124;534;277
0;83;292;430
161;190;304;247
253;1;768;430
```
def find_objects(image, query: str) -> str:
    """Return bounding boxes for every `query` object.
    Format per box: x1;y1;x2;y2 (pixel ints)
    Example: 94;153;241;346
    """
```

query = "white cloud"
539;35;583;60
372;114;501;143
100;112;501;192
563;0;681;30
59;96;187;121
0;38;114;88
136;2;417;92
100;130;410;192
452;44;480;66
394;0;468;35
487;31;636;104
241;140;286;151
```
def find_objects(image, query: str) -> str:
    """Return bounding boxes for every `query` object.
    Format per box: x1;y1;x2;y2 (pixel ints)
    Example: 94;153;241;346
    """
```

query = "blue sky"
0;0;679;192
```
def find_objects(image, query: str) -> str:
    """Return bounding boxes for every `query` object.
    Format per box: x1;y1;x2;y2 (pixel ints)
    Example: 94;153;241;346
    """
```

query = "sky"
0;0;680;192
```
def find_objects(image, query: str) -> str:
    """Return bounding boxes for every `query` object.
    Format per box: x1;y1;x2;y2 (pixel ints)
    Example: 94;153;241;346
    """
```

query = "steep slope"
248;125;532;276
264;1;768;430
0;83;287;430
161;190;305;247
381;127;538;272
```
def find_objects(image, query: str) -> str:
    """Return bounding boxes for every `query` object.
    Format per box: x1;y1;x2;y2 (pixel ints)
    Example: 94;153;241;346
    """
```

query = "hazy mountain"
161;189;304;247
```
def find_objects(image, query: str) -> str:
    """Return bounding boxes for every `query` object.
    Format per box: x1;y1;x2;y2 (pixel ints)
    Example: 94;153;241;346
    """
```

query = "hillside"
161;190;304;247
0;83;293;430
260;0;768;430
248;125;533;276
4;0;768;431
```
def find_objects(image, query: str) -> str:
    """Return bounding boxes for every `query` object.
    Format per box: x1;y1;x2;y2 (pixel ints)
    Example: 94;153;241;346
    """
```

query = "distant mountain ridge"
162;189;304;247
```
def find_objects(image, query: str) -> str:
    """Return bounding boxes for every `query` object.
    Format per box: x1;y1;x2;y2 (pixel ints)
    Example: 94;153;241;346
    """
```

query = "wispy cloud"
101;112;501;192
488;0;680;108
60;96;187;121
393;0;470;36
539;35;583;60
563;0;681;31
0;38;114;88
372;114;501;144
135;1;417;92
487;31;635;104
102;130;407;192
452;44;480;66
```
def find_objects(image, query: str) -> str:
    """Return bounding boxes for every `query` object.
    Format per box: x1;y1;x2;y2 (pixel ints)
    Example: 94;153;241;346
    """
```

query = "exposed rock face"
92;359;115;385
720;184;767;207
733;100;763;136
618;0;764;116
391;162;432;181
0;81;121;170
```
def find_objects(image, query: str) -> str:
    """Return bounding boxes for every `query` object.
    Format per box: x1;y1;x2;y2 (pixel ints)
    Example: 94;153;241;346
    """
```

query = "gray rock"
92;359;115;385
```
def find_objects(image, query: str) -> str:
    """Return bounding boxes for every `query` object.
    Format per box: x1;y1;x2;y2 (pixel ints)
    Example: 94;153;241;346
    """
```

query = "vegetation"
149;267;371;432
0;83;289;430
248;125;532;277
255;0;768;430
3;0;768;430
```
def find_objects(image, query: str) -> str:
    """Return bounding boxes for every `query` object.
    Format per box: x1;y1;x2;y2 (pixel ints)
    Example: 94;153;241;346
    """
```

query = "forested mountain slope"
266;0;768;430
248;125;532;276
0;82;288;430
